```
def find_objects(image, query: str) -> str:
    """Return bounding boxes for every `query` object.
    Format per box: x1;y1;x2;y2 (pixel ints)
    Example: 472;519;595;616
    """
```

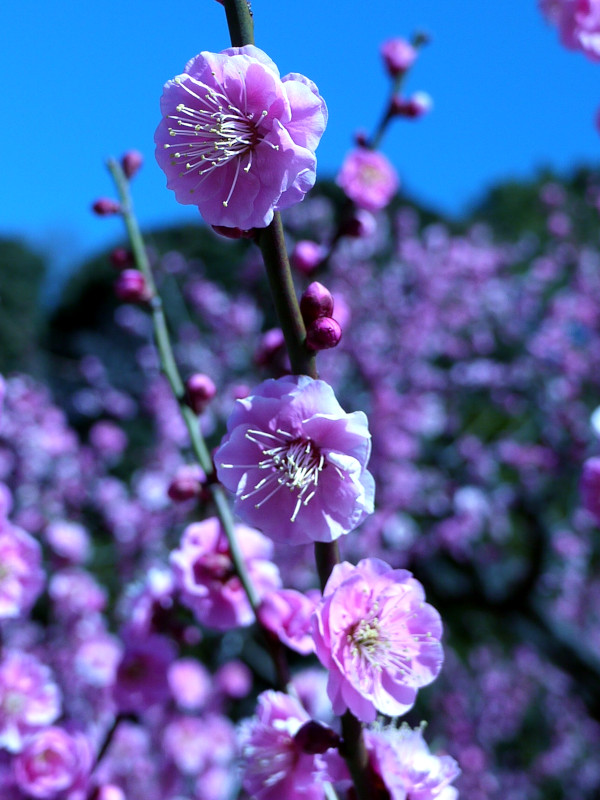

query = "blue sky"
2;0;599;283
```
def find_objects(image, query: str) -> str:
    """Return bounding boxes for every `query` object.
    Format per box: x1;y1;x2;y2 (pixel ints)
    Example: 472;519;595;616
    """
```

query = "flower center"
348;616;389;668
162;77;277;207
241;428;326;522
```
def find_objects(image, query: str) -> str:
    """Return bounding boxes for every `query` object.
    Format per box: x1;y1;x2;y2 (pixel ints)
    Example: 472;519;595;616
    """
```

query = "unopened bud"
294;721;340;754
340;209;377;239
109;248;134;270
185;373;217;415
291;240;325;274
168;465;206;502
380;38;417;77
114;269;152;303
300;282;334;323
255;328;286;367
92;198;121;216
306;316;342;351
121;150;144;179
390;91;433;119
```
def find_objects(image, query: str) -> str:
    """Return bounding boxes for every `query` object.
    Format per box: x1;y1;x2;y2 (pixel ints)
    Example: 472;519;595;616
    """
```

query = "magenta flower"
170;516;281;629
0;519;45;619
239;690;338;800
312;558;443;723
540;0;600;61
215;376;375;545
0;650;62;752
155;45;328;229
13;726;93;799
336;148;399;211
365;723;460;800
380;38;417;76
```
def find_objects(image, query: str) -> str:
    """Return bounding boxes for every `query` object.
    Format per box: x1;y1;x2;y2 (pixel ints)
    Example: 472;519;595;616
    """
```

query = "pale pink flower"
13;726;93;799
337;149;399;211
215;376;374;545
170;516;281;629
0;650;62;752
0;519;44;619
155;45;327;229
365;723;460;800
239;690;337;800
312;558;443;723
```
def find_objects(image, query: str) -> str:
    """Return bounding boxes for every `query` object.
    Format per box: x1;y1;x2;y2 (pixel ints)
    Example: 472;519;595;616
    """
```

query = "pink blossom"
239;690;337;800
380;38;417;76
259;588;319;654
215;376;374;545
13;726;93;799
365;723;460;800
312;558;443;723
540;0;600;60
0;650;62;752
0;519;45;618
155;45;327;229
113;632;177;713
168;658;212;710
170;516;281;629
336;149;399;211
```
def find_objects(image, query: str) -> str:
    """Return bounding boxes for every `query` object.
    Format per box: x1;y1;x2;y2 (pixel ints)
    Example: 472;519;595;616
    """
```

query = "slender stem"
340;712;372;800
107;158;261;612
257;216;317;378
223;0;254;47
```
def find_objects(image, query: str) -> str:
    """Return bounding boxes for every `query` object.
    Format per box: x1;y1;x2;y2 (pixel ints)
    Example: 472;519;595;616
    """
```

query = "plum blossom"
239;690;338;800
259;588;319;654
155;45;328;229
13;726;93;799
0;651;62;752
540;0;600;60
365;723;460;800
215;376;374;545
336;149;399;211
312;558;443;723
0;519;45;619
170;517;281;629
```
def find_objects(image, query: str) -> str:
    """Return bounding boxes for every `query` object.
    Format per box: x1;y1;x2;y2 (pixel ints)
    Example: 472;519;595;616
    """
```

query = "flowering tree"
2;1;600;798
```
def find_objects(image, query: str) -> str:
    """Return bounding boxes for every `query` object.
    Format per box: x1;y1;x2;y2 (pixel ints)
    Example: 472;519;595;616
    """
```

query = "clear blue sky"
2;1;599;284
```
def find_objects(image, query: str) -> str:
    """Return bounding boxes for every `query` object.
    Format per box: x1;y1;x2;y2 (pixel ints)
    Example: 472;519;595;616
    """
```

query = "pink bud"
300;282;334;323
114;270;151;303
390;91;433;119
168;474;202;502
121;150;144;179
109;248;133;270
381;38;417;77
185;373;217;414
306;317;342;351
294;721;341;754
340;209;377;239
254;328;286;367
92;198;121;216
291;240;325;274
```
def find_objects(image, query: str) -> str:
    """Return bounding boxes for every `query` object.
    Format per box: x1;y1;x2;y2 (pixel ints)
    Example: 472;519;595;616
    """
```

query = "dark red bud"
306;317;342;351
185;373;217;415
294;721;340;754
92;198;121;216
121;150;144;179
114;270;152;303
109;248;134;270
300;282;334;323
